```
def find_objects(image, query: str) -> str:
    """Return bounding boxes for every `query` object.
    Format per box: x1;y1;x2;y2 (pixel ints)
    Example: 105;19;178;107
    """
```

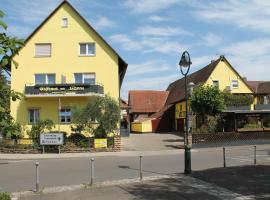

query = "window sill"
34;55;51;58
78;54;96;57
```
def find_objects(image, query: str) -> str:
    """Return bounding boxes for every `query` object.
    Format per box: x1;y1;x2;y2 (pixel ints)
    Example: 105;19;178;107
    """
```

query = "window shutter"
35;44;51;56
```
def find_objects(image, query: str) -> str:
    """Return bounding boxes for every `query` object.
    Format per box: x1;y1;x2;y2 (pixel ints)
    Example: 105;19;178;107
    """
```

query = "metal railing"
24;82;104;95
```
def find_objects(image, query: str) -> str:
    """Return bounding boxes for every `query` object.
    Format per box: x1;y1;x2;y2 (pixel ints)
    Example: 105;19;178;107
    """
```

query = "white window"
62;17;68;27
231;80;239;89
79;43;95;56
213;80;219;88
35;74;56;85
74;73;95;84
28;108;39;124
60;108;71;123
35;43;51;57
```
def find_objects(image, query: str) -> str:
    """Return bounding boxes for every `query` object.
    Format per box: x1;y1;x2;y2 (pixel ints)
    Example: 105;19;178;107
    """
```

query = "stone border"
192;131;270;144
0;136;122;154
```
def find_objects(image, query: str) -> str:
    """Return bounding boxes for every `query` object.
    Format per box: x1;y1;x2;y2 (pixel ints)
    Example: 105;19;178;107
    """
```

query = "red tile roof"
246;81;270;94
120;99;129;109
128;90;169;113
166;57;221;105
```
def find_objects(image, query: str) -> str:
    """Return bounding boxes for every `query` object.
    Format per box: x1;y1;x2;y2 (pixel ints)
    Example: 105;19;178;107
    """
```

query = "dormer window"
79;43;95;56
62;17;68;27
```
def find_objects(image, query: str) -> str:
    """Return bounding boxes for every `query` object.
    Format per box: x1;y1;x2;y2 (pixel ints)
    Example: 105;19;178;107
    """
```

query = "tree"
190;84;225;128
71;95;120;138
27;119;54;144
0;10;24;138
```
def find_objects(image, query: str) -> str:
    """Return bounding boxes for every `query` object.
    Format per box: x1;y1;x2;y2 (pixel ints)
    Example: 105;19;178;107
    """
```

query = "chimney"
242;77;247;82
211;60;215;63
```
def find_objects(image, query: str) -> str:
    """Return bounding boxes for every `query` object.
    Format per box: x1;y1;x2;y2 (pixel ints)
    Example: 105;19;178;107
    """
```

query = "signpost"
40;133;64;154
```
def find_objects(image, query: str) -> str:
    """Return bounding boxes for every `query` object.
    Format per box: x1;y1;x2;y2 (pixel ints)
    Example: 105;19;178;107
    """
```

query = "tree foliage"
223;93;253;106
190;84;225;123
0;10;24;138
71;95;120;138
27;119;55;144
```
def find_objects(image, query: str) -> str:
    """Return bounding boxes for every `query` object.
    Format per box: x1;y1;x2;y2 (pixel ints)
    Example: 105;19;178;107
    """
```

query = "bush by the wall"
0;192;11;200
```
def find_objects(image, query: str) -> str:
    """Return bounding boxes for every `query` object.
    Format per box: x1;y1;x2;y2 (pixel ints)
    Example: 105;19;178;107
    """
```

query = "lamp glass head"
179;52;191;68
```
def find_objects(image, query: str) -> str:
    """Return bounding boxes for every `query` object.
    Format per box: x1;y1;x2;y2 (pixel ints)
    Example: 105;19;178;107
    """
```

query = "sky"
1;0;270;99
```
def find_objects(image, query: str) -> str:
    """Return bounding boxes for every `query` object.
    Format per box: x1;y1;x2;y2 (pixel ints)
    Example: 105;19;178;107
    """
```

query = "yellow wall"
131;120;152;133
175;59;255;122
11;3;120;137
205;60;253;94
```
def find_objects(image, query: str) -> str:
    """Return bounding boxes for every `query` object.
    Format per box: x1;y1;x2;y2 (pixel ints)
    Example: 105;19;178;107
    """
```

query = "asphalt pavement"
0;144;269;193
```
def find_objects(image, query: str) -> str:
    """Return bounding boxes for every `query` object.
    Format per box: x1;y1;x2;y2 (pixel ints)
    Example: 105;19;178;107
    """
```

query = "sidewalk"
15;165;270;200
14;175;224;200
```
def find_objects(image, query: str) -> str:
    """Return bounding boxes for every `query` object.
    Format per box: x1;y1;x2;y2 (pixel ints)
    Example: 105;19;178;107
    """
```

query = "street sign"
40;133;64;145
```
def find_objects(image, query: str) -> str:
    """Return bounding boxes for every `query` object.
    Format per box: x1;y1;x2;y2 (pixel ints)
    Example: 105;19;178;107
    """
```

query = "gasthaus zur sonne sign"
40;133;64;145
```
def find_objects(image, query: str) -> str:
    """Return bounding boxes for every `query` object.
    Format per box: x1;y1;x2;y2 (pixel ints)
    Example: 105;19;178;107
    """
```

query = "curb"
0;149;191;160
11;175;172;200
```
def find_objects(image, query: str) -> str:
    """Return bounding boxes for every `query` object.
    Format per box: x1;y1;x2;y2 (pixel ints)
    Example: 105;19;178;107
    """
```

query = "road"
0;144;269;192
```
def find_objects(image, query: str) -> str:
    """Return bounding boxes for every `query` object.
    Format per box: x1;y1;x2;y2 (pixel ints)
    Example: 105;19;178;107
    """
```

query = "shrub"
71;95;120;138
27;119;54;144
0;192;11;200
67;133;89;148
244;123;261;129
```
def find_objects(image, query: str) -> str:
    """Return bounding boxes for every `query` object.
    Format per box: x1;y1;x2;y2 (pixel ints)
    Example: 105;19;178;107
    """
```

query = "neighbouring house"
120;99;129;129
128;90;169;133
165;55;270;132
11;0;127;137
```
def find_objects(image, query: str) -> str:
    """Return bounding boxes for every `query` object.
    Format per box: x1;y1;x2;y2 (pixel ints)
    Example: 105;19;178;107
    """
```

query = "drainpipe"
58;98;61;132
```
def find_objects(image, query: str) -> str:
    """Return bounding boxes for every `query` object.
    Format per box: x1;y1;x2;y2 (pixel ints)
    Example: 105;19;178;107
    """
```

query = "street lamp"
179;51;192;174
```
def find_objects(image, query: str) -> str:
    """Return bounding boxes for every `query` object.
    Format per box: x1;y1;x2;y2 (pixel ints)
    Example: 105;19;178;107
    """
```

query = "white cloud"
192;0;270;33
6;0;59;23
121;74;178;98
134;25;191;37
109;34;143;51
141;37;188;54
191;55;215;69
124;0;180;13
5;25;32;38
127;60;171;76
93;16;117;30
201;33;222;47
110;34;188;54
220;39;270;80
148;15;169;22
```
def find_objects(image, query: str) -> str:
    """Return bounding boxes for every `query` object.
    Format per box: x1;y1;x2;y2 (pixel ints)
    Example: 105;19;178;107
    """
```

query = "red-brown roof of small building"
246;81;270;94
120;99;129;109
165;57;221;105
128;90;169;113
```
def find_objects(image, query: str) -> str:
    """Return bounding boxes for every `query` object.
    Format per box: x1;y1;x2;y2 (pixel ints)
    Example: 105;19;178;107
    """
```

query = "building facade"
166;55;269;132
11;1;127;137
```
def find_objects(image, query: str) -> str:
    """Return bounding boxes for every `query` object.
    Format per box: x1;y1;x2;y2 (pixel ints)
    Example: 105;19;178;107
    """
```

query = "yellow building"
11;1;127;137
166;55;254;132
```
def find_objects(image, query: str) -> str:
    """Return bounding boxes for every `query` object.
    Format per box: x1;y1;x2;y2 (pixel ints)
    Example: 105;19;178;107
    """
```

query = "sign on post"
40;133;64;145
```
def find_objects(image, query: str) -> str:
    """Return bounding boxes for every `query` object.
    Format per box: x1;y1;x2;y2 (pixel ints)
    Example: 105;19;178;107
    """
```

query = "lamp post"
179;51;192;174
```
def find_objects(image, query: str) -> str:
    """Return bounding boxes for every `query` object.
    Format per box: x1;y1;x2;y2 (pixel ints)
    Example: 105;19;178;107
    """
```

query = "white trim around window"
79;43;96;56
59;108;71;124
34;74;56;85
35;43;51;57
74;73;95;84
231;80;239;89
62;17;68;28
28;108;40;124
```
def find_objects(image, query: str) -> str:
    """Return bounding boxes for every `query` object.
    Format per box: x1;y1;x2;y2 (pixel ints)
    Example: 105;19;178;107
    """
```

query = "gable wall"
11;4;119;97
205;60;253;94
